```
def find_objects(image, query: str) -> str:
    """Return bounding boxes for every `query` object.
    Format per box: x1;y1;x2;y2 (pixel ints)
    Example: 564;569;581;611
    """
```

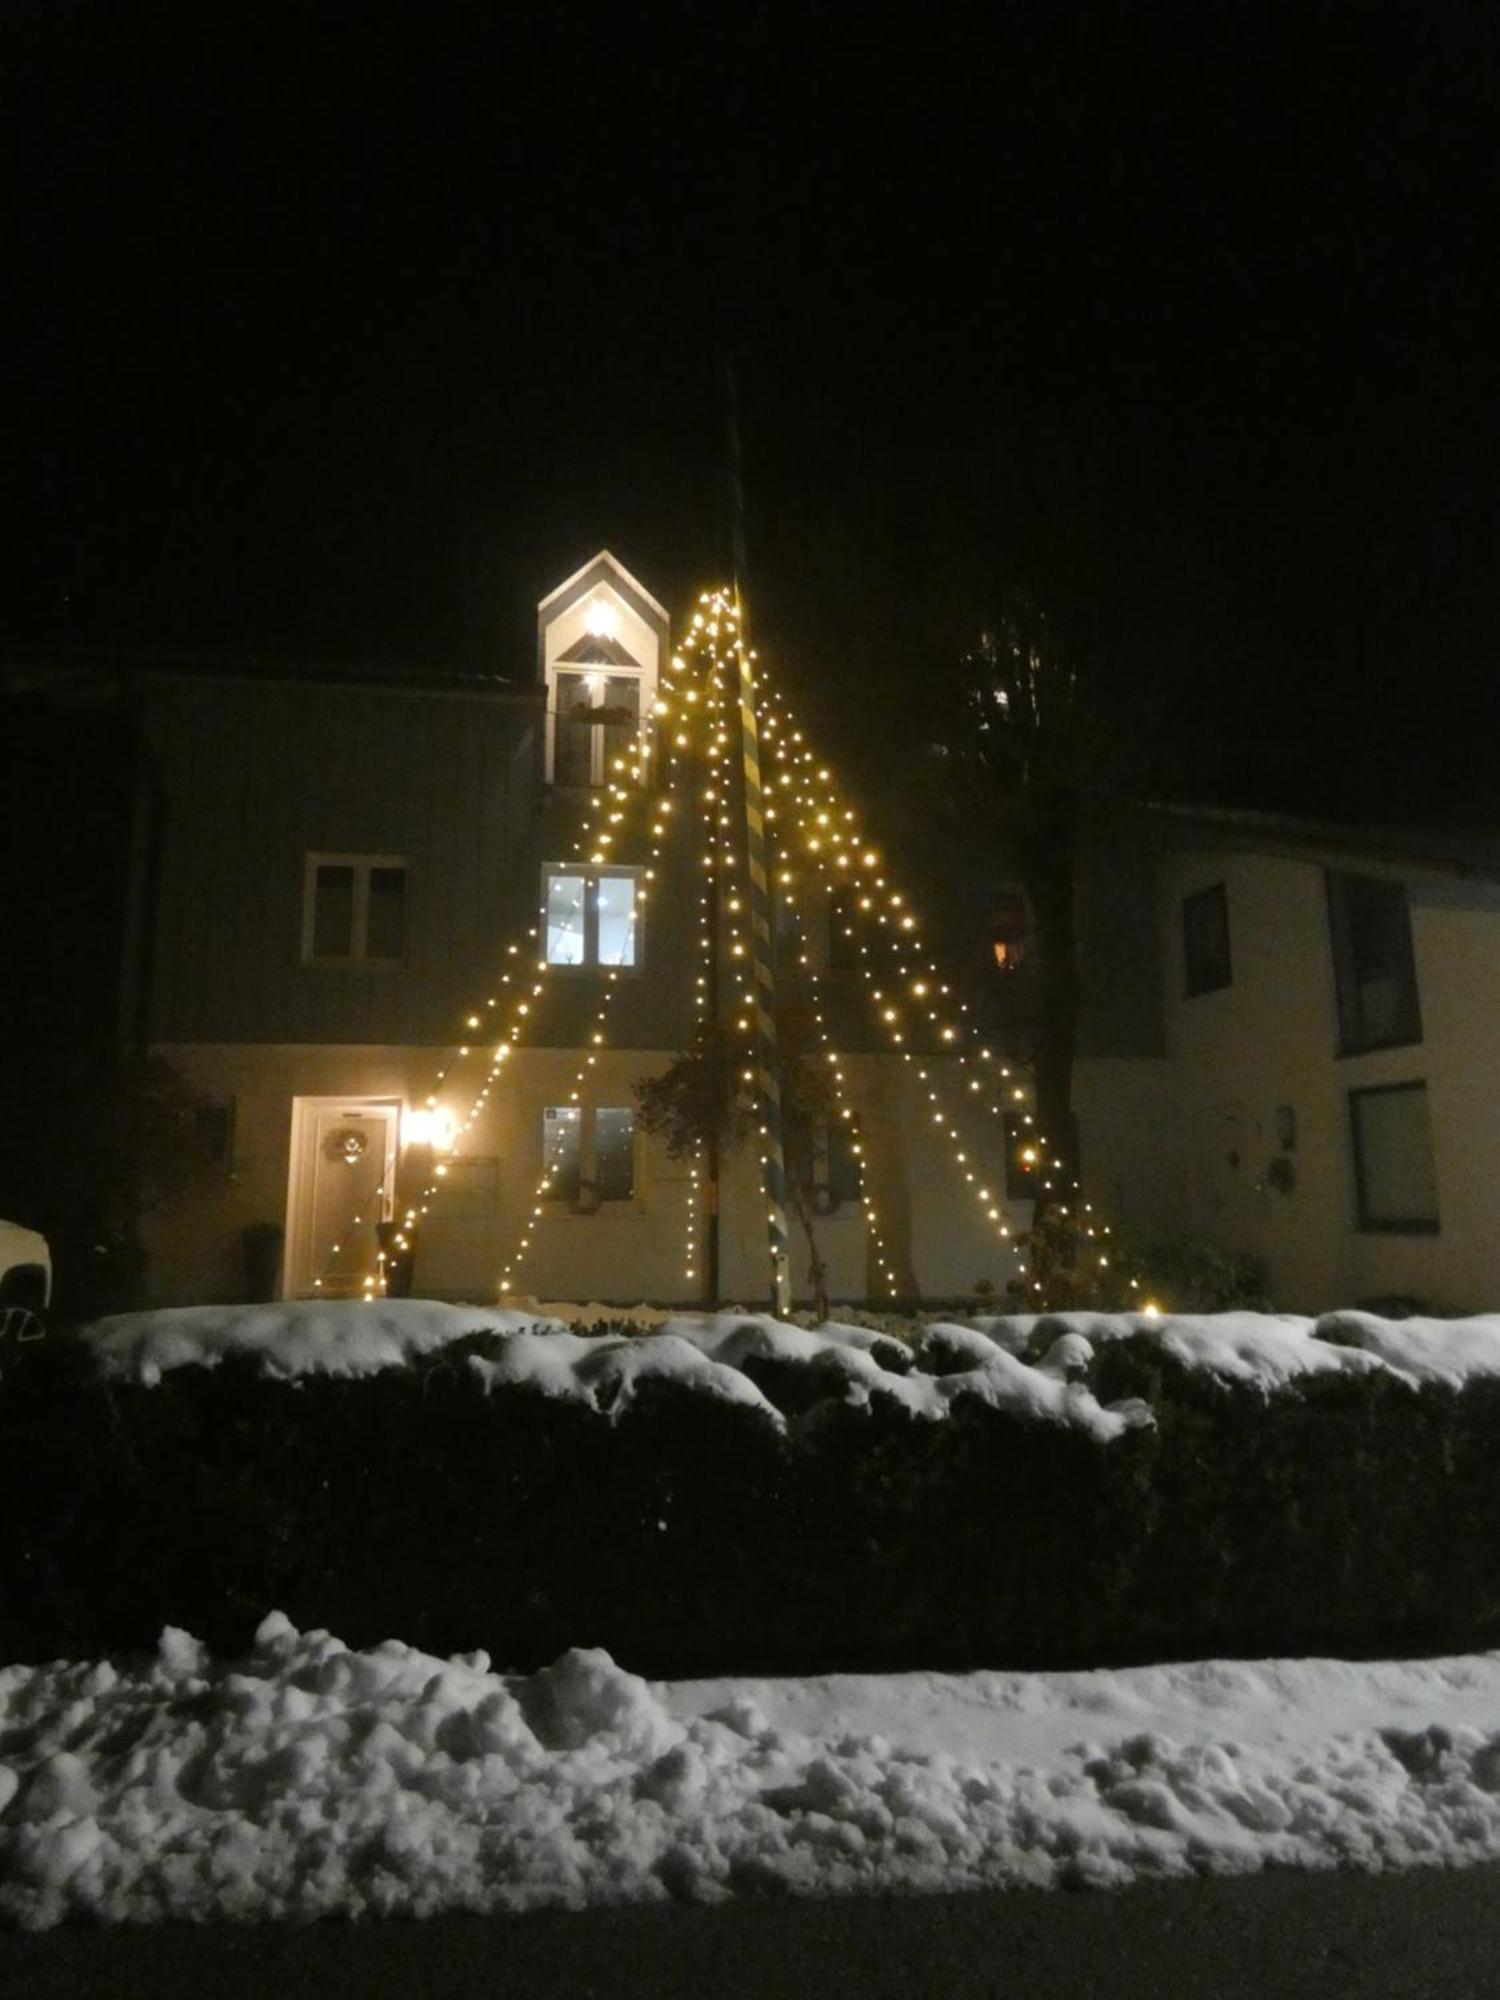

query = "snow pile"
468;1328;782;1424
80;1301;563;1386
972;1310;1500;1395
77;1304;1151;1440
1313;1312;1500;1389
469;1312;1148;1440
7;1619;1500;1927
77;1300;1500;1422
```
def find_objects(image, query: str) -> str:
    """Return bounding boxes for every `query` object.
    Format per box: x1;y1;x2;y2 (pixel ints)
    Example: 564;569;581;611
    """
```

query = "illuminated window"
1349;1082;1438;1232
303;855;407;964
992;892;1028;973
1183;883;1231;996
543;1105;635;1206
542;866;641;969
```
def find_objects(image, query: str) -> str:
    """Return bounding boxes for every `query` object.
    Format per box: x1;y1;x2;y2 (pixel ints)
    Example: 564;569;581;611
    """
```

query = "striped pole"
733;606;792;1315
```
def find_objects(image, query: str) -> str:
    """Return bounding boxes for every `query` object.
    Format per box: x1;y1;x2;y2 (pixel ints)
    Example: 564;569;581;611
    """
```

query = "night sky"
7;6;1500;826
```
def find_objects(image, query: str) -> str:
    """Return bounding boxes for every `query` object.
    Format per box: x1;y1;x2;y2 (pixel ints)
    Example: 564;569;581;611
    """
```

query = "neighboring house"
1068;805;1500;1312
3;553;1018;1309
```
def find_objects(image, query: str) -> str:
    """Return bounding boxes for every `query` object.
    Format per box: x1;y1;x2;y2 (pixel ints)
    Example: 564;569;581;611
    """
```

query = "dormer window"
537;552;669;786
553;663;642;787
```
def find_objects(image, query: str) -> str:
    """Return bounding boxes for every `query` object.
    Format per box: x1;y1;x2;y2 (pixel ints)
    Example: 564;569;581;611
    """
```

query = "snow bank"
972;1310;1500;1394
77;1304;1151;1440
77;1300;1500;1424
80;1301;563;1386
7;1618;1500;1927
1314;1312;1500;1389
471;1313;1145;1440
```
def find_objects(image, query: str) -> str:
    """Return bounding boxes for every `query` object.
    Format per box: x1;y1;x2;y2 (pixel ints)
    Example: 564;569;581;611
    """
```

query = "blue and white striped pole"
733;609;792;1315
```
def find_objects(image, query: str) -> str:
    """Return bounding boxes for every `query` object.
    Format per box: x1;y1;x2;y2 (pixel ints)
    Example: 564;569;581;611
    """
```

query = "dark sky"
6;5;1500;824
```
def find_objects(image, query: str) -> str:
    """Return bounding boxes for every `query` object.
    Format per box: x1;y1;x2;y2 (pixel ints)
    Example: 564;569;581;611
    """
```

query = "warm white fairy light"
749;666;1118;1295
749;680;1027;1267
310;1149;395;1299
780;862;904;1301
497;631;699;1296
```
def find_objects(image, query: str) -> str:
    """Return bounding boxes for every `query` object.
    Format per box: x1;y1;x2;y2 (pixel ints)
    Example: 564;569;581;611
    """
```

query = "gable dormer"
537;551;669;786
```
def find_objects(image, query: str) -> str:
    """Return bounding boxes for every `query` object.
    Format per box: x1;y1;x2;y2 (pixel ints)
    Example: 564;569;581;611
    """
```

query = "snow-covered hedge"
5;1304;1500;1677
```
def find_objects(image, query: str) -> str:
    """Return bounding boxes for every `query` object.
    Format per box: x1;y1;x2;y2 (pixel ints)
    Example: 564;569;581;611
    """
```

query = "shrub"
2;1329;1499;1674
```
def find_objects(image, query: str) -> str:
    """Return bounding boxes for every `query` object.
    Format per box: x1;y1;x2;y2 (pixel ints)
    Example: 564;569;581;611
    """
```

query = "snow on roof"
9;1614;1500;1926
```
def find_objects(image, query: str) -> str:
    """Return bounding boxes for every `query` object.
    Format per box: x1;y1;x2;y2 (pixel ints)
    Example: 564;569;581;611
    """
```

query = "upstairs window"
1183;883;1232;996
553;670;642;787
542;865;641;969
1327;872;1421;1052
303;855;407;964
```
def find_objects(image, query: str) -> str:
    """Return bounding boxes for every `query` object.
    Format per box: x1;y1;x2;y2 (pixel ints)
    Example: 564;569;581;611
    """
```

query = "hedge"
3;1329;1500;1674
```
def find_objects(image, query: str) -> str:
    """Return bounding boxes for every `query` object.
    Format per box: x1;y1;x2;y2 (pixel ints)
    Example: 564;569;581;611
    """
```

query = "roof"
555;631;642;669
0;642;538;701
536;549;669;627
1136;798;1500;889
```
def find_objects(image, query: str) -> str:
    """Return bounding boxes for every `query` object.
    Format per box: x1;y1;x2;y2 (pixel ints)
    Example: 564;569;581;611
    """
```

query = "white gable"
537;552;668;784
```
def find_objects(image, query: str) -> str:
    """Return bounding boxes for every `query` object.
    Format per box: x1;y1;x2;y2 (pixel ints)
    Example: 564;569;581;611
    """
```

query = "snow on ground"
6;1618;1500;1927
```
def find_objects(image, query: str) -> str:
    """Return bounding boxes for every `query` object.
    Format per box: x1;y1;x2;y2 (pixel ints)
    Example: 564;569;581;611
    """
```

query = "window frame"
1327;870;1423;1056
550;668;645;789
1182;882;1232;998
1348;1079;1440;1234
540;863;644;972
301;853;409;967
540;1103;638;1209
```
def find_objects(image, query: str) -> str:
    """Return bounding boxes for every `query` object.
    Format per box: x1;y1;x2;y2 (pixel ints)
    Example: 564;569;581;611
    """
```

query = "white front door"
285;1098;400;1298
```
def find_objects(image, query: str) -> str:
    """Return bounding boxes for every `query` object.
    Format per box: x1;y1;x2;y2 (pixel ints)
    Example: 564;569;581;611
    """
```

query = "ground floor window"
543;1105;636;1207
791;1116;864;1212
1349;1081;1439;1232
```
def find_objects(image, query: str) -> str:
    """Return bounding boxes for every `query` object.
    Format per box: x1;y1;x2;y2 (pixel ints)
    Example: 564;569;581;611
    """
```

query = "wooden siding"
144;677;542;1045
143;673;900;1057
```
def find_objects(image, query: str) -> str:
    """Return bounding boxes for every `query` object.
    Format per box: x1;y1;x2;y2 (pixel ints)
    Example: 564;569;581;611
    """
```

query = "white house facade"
1072;810;1500;1314
111;554;1026;1311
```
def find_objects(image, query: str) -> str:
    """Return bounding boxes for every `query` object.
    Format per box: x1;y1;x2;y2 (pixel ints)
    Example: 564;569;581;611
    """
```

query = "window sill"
1354;1220;1440;1235
539;1202;642;1218
301;958;407;972
542;963;644;977
1337;1034;1424;1058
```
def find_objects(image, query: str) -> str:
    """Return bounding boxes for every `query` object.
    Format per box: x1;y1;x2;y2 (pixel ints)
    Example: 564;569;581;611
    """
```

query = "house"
4;554;1023;1311
1068;805;1500;1313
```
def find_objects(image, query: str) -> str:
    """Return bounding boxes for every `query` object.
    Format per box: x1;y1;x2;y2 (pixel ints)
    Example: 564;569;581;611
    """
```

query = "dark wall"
0;683;144;1290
